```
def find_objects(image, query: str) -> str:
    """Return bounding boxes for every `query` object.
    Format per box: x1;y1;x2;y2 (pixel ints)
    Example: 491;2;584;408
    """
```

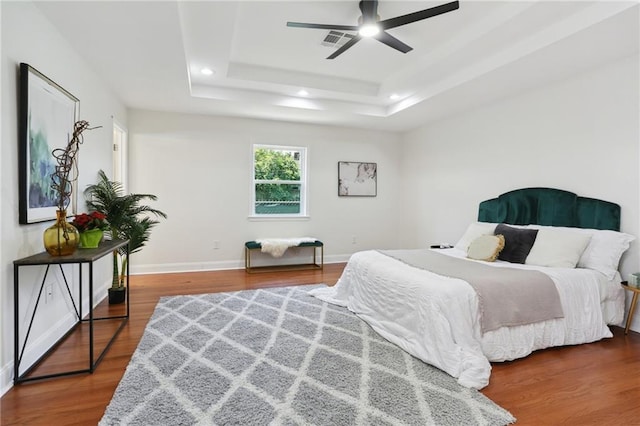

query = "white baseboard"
130;254;351;275
131;259;244;274
0;362;14;396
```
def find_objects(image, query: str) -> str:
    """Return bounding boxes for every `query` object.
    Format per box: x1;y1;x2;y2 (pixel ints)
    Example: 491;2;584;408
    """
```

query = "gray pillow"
495;223;538;264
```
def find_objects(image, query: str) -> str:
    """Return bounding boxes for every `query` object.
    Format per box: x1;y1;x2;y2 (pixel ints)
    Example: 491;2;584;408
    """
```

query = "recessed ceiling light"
201;68;214;76
389;93;400;100
298;89;309;96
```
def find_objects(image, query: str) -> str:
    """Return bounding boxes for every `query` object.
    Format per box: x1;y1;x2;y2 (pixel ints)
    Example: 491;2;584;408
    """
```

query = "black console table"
13;239;129;383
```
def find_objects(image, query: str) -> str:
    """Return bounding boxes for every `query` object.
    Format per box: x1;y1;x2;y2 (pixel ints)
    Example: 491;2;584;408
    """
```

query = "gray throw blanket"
380;249;564;333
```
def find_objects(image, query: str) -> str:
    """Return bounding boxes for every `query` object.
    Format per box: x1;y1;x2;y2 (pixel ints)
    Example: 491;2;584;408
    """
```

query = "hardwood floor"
2;264;639;425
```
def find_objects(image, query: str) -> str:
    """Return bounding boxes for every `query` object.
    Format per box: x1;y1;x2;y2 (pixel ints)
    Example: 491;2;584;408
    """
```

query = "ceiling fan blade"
374;31;412;54
359;0;379;23
327;35;362;59
287;22;359;32
380;1;459;30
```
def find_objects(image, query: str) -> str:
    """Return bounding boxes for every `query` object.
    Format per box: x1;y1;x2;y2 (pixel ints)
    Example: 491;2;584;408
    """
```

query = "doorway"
112;121;128;192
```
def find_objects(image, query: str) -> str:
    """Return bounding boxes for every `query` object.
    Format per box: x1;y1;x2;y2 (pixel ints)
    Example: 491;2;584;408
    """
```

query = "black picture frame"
338;161;377;197
19;63;79;224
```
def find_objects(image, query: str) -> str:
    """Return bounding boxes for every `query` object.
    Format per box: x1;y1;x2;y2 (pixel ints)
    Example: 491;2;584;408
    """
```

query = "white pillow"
528;225;635;278
455;222;497;252
525;228;591;268
578;230;635;279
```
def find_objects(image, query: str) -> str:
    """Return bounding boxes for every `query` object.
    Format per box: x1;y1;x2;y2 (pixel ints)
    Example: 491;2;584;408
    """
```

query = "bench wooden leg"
625;291;639;335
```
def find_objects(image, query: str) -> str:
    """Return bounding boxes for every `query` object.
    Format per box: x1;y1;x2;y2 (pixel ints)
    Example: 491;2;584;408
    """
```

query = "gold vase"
43;210;80;256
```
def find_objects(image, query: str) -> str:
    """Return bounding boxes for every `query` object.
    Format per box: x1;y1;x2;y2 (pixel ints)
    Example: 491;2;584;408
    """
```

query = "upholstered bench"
244;240;324;273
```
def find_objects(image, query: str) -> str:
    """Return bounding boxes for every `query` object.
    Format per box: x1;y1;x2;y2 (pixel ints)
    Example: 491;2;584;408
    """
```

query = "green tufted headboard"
478;187;621;231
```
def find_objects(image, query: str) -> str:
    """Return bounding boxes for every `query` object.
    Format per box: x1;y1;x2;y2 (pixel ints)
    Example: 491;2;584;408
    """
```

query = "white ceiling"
34;1;639;132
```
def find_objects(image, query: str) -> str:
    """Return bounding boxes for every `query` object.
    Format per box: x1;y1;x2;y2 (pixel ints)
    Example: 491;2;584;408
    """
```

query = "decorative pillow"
525;228;591;268
578;230;635;279
528;225;635;279
467;234;505;262
454;222;497;252
495;223;538;264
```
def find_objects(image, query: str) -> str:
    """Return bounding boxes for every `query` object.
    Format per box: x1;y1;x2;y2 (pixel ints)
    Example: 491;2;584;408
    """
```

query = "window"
251;145;307;217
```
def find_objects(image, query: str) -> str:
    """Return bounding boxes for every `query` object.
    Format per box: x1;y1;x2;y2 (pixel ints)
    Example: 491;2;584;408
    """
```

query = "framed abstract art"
18;63;79;224
338;161;377;197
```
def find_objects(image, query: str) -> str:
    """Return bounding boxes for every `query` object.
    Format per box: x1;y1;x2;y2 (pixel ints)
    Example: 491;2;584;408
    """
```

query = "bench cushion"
245;240;323;249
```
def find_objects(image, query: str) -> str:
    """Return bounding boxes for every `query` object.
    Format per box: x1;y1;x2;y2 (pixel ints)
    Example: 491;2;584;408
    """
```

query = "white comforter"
309;248;624;389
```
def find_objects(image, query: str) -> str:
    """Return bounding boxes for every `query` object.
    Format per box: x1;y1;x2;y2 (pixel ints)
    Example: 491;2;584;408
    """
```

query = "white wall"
400;54;640;330
1;2;127;394
0;0;4;399
127;110;403;274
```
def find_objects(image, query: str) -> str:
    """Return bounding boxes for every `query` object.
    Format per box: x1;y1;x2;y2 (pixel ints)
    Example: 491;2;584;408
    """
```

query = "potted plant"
84;170;167;304
72;211;109;248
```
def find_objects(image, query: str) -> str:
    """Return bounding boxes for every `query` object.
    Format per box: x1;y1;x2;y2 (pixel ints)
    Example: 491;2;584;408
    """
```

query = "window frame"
250;144;308;219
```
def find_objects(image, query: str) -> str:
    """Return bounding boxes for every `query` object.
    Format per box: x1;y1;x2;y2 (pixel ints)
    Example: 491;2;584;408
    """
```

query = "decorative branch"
50;120;100;212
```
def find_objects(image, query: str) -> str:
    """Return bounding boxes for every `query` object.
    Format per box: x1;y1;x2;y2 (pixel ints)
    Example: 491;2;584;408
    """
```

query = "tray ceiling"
34;1;639;131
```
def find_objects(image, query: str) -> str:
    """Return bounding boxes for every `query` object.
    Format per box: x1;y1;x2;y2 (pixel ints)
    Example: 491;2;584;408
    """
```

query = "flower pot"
43;210;80;256
108;287;126;304
79;229;103;248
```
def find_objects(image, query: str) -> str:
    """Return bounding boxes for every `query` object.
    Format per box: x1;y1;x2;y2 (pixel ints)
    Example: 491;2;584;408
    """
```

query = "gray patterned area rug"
100;284;515;425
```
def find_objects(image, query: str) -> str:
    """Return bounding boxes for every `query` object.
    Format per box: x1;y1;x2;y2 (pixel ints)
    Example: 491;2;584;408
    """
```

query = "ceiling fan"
287;0;460;59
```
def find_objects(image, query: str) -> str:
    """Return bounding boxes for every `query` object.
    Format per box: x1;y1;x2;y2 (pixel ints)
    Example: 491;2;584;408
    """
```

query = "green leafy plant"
84;170;167;289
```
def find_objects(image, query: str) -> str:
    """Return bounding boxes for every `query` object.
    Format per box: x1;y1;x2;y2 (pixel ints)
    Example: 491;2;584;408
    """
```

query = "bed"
310;188;634;389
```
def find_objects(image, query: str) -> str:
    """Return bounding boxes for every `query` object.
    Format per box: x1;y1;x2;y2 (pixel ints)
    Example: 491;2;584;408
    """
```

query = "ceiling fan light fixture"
287;0;460;59
359;23;380;37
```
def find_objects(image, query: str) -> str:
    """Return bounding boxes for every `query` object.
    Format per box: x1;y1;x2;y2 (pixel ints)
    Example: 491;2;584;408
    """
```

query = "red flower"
72;211;109;232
